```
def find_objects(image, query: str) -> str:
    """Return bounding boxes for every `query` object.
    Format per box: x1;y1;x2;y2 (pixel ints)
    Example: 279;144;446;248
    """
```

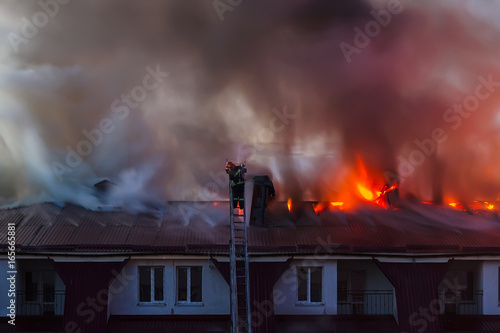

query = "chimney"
385;186;400;208
93;179;115;203
249;175;275;226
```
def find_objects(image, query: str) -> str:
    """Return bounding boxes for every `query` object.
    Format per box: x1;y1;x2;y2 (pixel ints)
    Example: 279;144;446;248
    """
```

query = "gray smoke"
1;0;500;211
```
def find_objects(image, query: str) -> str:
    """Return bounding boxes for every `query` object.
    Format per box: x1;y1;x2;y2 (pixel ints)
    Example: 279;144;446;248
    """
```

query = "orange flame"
448;202;466;211
354;157;383;203
312;202;323;214
287;198;292;212
357;183;380;201
311;201;344;214
447;201;495;211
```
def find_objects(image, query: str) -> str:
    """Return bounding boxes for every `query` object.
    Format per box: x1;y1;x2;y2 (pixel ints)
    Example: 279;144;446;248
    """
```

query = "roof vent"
250;175;275;226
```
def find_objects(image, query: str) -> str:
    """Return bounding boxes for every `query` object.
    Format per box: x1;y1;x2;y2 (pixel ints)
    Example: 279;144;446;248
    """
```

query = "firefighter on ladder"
225;161;245;209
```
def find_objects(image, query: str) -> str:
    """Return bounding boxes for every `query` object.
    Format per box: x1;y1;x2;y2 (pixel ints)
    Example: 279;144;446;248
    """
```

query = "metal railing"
337;290;394;315
438;290;483;315
16;290;65;316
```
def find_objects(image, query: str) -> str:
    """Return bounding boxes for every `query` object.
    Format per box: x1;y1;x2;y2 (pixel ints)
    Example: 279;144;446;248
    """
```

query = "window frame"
296;266;323;305
176;266;203;305
137;266;165;305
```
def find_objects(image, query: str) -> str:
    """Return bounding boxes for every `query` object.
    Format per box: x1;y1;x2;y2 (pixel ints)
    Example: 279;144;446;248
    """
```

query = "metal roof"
2;201;500;255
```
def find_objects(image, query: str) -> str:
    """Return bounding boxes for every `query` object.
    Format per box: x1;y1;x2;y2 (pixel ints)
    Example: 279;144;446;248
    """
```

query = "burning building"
2;178;500;333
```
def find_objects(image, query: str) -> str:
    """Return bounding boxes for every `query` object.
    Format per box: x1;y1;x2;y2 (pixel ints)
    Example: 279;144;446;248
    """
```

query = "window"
177;266;202;303
337;271;348;302
439;270;474;301
24;271;55;303
297;267;322;303
461;271;474;301
25;272;37;302
138;266;164;303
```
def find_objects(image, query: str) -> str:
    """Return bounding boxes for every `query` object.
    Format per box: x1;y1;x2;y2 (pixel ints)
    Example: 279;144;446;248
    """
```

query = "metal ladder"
229;171;251;333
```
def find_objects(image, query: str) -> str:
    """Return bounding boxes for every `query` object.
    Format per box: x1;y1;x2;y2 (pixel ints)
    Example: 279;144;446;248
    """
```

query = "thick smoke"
1;0;500;211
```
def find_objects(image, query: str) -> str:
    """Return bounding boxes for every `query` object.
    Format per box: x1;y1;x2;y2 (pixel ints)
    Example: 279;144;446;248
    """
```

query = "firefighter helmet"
225;161;235;173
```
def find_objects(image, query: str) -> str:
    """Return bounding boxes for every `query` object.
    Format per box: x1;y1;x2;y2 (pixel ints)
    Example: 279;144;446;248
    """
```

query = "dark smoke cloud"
1;0;500;211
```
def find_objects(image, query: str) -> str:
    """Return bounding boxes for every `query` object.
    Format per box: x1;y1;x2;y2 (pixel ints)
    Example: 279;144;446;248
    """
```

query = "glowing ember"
448;202;466;211
444;201;497;211
381;183;398;193
287;198;292;212
330;201;344;207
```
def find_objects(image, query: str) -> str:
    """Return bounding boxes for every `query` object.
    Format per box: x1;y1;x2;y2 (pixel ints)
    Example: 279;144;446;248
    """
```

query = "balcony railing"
17;290;65;316
438;290;483;315
337;290;394;315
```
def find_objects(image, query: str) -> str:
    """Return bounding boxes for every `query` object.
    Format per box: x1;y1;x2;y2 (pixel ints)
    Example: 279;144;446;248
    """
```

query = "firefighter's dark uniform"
228;166;245;209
